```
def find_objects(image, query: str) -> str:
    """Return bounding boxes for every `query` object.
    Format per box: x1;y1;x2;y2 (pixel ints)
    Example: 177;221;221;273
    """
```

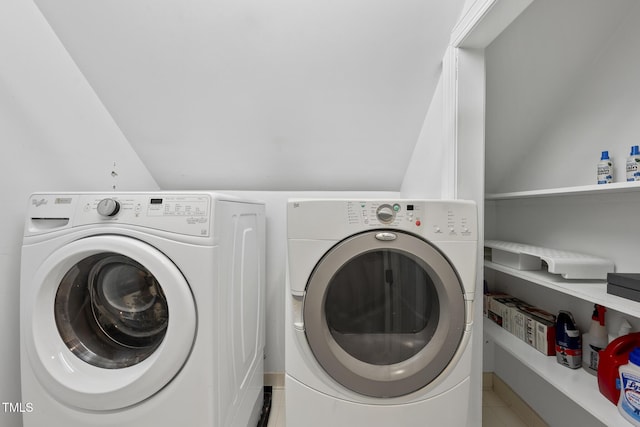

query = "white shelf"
486;181;640;200
484;260;640;318
484;319;625;425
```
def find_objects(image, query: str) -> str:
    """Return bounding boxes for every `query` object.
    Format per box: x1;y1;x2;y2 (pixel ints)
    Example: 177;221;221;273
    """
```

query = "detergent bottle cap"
631;145;640;156
601;151;610;160
630;347;640;366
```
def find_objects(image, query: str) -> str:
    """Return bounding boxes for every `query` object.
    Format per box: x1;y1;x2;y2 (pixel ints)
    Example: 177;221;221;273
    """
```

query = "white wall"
485;0;639;193
401;46;461;200
32;0;466;192
400;75;446;198
0;1;157;425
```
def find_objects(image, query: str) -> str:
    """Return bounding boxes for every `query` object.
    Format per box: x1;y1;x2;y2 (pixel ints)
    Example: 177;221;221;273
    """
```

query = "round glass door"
25;235;196;411
55;253;169;369
304;230;466;398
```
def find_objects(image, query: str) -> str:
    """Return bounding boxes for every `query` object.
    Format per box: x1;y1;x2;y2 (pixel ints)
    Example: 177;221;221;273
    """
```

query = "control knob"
97;198;120;217
376;204;396;224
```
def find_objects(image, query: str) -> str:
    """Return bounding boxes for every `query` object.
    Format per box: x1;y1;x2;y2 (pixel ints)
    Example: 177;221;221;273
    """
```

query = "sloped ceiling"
34;0;464;191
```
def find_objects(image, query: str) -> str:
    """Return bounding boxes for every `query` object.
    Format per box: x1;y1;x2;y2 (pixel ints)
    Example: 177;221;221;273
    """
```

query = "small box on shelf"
607;273;640;302
485;292;556;356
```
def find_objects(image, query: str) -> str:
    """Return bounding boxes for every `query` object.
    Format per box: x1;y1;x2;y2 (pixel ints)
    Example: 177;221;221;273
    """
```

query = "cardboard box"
533;316;556;356
484;293;509;326
489;296;521;333
524;314;536;347
484;292;509;318
512;308;527;342
519;305;556;356
484;291;556;356
486;295;529;334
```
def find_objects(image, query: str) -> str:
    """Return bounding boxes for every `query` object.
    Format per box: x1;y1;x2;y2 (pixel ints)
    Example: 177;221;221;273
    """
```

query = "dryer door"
24;235;196;411
303;230;466;398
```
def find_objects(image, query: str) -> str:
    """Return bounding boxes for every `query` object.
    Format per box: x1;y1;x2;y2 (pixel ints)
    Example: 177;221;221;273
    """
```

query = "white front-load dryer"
285;199;477;427
20;192;265;427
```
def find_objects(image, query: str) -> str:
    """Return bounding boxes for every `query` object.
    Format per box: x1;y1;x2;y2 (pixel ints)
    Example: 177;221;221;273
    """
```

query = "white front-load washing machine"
20;192;265;427
285;199;477;426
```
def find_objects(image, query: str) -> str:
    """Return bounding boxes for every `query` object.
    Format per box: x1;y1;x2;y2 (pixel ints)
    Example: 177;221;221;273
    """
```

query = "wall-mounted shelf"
486;181;640;200
484;261;640;318
484;319;624;425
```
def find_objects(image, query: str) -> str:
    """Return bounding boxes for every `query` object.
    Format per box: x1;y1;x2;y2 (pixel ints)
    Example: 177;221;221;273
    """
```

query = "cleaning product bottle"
598;151;614;184
582;304;608;374
599;332;640;405
556;311;582;369
618;347;640;426
627;145;640;182
609;319;633;343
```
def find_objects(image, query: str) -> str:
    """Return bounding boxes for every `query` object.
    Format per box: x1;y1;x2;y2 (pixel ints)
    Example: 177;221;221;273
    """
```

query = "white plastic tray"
484;240;614;280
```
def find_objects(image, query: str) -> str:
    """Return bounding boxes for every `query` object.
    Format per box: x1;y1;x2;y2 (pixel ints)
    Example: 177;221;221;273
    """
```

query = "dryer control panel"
348;201;422;227
288;199;477;241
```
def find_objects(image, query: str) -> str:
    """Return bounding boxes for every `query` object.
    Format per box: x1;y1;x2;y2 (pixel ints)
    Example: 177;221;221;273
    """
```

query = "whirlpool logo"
31;198;47;207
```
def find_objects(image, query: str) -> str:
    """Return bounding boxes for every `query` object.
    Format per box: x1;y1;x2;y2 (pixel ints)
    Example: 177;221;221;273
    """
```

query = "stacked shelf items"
484;319;626;425
483;240;640;425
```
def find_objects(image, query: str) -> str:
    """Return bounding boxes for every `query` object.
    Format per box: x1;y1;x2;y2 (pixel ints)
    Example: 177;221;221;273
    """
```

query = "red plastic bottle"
598;332;640;404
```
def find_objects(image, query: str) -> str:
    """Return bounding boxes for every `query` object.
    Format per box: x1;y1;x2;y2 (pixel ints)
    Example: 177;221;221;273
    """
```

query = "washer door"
303;230;466;398
24;235;196;411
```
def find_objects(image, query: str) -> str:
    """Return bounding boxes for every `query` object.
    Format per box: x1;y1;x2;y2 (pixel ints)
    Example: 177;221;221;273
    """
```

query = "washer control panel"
26;193;214;238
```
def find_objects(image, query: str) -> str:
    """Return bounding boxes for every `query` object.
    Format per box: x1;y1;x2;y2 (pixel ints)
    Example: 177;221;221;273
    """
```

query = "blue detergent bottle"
618;347;640;425
555;311;582;369
597;151;613;184
627;145;640;182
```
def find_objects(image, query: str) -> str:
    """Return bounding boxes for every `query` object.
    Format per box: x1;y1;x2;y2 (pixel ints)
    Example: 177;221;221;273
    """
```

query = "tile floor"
482;388;529;427
265;386;534;427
